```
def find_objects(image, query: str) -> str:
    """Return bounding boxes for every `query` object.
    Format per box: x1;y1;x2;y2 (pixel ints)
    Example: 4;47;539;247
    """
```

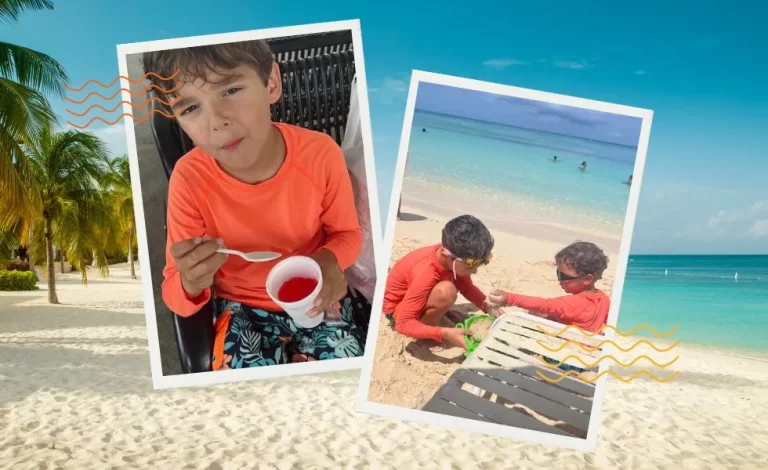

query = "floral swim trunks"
212;287;370;370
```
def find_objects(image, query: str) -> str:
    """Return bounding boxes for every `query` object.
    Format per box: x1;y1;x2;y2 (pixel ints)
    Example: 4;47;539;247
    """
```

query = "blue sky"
2;0;766;254
414;83;643;146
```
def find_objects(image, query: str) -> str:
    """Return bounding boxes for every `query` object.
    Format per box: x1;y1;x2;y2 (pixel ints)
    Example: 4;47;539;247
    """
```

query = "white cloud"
87;125;128;157
749;220;768;238
705;200;768;238
553;59;590;70
708;209;730;228
749;200;768;217
482;58;527;69
368;76;409;105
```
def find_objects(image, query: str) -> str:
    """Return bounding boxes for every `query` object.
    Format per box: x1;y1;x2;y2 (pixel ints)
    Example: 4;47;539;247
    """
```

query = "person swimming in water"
553;155;558;162
625;175;633;185
579;161;587;171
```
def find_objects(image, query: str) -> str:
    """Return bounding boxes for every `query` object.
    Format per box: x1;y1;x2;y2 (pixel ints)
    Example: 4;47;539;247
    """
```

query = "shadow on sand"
397;212;428;222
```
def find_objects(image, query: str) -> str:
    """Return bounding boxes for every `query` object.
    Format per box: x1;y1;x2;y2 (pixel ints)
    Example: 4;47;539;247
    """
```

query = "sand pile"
469;317;494;341
367;314;467;409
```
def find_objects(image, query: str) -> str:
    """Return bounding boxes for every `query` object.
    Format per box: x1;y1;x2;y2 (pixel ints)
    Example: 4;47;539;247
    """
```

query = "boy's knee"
431;281;458;307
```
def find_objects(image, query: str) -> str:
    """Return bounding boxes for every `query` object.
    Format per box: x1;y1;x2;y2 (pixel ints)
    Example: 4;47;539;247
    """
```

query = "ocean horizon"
406;110;637;236
618;254;768;354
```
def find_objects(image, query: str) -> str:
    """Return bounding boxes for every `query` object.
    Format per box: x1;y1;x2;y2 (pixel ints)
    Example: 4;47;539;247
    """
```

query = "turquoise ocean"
406;110;637;233
619;255;768;354
408;110;768;354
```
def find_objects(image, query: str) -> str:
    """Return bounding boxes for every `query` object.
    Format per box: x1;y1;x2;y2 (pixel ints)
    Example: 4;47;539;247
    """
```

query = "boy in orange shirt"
488;241;610;371
382;215;496;350
488;241;610;332
143;40;368;369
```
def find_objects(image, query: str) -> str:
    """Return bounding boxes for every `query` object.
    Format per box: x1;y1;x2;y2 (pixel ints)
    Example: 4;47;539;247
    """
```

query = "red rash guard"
506;290;610;333
382;244;487;342
162;123;362;317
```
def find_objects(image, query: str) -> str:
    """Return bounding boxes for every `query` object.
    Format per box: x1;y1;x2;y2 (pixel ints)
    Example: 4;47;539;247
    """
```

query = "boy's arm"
454;276;488;312
318;141;362;270
162;172;210;317
393;270;445;343
505;293;583;321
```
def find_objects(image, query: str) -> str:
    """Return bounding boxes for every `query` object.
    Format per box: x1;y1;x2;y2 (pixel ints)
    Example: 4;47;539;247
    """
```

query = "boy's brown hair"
141;40;275;102
556;241;609;280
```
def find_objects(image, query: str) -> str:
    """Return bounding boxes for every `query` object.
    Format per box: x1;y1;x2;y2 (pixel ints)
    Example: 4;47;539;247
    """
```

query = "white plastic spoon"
217;248;282;263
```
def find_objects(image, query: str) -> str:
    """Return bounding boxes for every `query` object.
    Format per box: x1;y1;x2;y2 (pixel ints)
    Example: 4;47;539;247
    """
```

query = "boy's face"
556;261;594;294
453;261;476;277
440;248;480;276
172;63;282;171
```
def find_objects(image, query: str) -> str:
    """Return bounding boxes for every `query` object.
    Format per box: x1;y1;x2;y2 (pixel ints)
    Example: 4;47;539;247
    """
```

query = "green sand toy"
455;313;494;358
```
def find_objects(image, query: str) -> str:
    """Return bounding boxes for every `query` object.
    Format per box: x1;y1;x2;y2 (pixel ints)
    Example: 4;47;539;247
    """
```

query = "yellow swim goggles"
443;248;493;269
463;253;493;268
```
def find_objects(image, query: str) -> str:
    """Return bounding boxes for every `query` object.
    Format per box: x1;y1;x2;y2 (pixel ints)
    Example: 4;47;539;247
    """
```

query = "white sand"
1;263;767;469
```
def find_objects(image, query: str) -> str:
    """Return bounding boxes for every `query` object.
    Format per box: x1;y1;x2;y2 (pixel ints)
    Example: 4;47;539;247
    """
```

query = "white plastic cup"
266;256;324;329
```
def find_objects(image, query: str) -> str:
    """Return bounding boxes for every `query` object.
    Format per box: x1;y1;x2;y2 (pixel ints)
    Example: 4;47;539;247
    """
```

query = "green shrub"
0;271;38;291
0;260;32;272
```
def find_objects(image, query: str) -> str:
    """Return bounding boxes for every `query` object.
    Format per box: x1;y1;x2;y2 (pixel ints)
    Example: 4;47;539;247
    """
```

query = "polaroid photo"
356;71;653;451
117;19;382;390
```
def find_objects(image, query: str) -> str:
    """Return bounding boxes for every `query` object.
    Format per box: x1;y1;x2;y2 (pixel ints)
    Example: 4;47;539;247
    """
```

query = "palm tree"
19;124;112;303
0;0;67;239
104;155;137;279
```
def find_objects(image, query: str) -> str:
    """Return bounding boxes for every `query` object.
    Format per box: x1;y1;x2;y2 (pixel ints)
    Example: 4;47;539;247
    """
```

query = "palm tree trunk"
27;228;34;266
27;228;38;282
44;216;59;304
59;248;65;274
128;227;136;279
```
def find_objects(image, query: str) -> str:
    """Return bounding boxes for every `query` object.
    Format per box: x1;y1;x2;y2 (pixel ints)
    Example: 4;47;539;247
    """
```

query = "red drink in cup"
266;256;324;328
277;277;319;303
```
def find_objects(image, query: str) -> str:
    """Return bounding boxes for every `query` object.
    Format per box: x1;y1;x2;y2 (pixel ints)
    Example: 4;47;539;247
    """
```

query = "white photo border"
116;19;384;390
355;70;654;452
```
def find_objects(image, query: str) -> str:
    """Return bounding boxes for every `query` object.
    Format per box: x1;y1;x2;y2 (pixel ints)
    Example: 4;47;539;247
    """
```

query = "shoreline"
400;176;624;253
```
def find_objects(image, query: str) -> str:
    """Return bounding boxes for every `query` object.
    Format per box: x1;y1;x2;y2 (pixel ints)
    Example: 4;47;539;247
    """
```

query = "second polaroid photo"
358;71;653;451
117;19;381;389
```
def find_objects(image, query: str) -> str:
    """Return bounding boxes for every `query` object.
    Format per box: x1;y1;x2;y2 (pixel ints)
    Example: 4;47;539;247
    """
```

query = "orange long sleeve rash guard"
506;290;610;333
382;244;488;343
162;123;362;317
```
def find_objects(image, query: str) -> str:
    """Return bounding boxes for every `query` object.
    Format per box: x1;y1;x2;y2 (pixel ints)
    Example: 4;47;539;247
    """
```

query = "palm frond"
0;0;55;24
0;40;67;98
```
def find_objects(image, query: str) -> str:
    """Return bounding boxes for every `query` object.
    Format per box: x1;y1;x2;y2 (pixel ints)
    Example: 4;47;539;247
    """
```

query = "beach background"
3;1;768;468
2;264;767;469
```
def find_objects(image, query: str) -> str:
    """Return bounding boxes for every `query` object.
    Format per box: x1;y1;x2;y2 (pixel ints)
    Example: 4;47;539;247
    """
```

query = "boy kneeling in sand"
488;241;609;371
382;215;496;350
144;40;368;369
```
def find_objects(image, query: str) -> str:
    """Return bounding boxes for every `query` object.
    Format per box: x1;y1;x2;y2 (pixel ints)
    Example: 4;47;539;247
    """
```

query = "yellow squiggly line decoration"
537;354;680;369
537;369;680;384
535;323;680;338
536;338;679;353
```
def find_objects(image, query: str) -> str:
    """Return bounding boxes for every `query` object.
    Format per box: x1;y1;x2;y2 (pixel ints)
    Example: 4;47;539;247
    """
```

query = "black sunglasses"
556;269;582;282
